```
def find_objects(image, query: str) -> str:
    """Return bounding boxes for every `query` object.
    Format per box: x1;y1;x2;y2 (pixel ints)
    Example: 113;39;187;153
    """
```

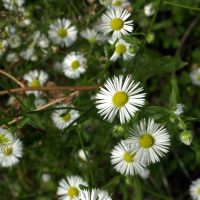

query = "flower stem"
78;130;95;187
163;2;200;11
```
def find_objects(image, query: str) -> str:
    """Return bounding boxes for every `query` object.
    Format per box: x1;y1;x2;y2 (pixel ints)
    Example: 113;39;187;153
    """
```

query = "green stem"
100;175;122;189
134;175;143;200
78;130;95;187
163;2;200;11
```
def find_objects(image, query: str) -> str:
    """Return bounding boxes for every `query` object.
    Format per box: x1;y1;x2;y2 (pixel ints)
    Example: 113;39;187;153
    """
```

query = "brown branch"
0;85;103;95
0;69;24;88
0;91;79;128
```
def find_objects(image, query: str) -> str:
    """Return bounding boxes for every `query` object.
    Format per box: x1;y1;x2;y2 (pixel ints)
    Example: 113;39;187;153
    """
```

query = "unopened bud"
180;130;193;145
146;32;155;44
178;122;187;130
170;116;176;123
125;177;132;185
51;46;59;53
129;45;137;54
112;125;125;137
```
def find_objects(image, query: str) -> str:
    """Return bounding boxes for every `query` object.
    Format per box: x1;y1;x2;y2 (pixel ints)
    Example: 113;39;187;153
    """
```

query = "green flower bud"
125;177;132;185
146;32;155;44
112;125;125;137
169;116;176;123
178;122;187;130
180;130;193;145
129;45;136;54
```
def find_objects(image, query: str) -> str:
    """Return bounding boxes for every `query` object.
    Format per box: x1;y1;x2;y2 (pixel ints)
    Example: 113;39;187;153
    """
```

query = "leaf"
122;35;142;44
155;114;170;123
136;56;188;81
170;87;177;110
85;143;96;151
145;106;169;113
82;130;89;142
105;42;115;59
23;114;39;129
59;109;71;117
182;116;197;121
27;94;35;109
82;119;92;125
17;118;31;129
79;184;90;191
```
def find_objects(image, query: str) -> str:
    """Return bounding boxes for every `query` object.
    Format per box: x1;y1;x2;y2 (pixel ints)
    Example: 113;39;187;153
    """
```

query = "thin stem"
134;175;143;200
163;2;200;11
78;130;95;187
100;175;122;189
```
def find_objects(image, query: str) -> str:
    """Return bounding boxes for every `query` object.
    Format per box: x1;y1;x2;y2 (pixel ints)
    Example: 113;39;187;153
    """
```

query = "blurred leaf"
182;116;197;121
27;94;35;110
82;119;92;125
59;109;71;117
85;143;96;151
105;42;115;59
145;106;169;113
79;184;90;191
122;35;142;44
82;130;89;142
17;118;31;129
23;114;39;129
155;114;170;123
170;87;177;110
136;56;188;81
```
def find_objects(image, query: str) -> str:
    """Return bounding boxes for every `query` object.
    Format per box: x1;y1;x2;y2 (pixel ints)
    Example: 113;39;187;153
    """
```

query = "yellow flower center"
116;44;126;54
0;135;9;144
114;1;122;6
31;80;41;87
58;28;67;38
3;148;13;156
61;113;71;121
0;42;2;50
112;91;128;107
139;134;154;148
68;187;79;198
123;152;135;162
198;188;200;194
71;60;80;70
196;75;200;81
111;18;123;30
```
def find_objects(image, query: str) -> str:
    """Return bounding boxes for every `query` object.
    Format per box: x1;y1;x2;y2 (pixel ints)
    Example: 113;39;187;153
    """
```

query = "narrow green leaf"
183;116;197;121
155;114;170;123
79;184;90;191
17;118;31;129
145;106;169;113
85;143;96;151
23;114;39;129
122;35;142;44
170;87;177;110
82;130;89;142
82;119;92;125
59;109;71;117
27;94;35;109
105;42;115;59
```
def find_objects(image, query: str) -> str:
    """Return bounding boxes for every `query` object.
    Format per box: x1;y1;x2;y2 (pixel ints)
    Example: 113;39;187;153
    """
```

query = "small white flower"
78;149;88;162
174;104;184;115
111;0;131;8
111;141;146;176
18;18;31;27
23;70;48;97
189;178;200;200
30;54;38;62
80;28;103;44
9;34;21;48
0;138;23;168
57;175;88;200
0;40;8;56
52;104;80;130
6;52;18;63
73;189;112;200
3;0;25;11
190;68;200;86
99;0;112;6
139;168;150;179
108;38;135;62
34;98;46;109
0;128;15;151
144;3;155;17
63;52;87;79
99;7;133;39
48;18;77;48
96;76;145;124
41;173;51;182
124;118;170;165
37;34;49;52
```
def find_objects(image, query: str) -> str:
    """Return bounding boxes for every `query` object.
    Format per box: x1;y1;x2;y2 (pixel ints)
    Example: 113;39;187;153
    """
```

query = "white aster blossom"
53;61;63;72
18;18;31;27
3;0;25;11
73;189;112;200
190;68;200;86
189;178;200;200
124;118;170;165
63;52;87;79
23;70;48;97
52;104;80;130
57;175;88;200
108;38;135;62
174;104;184;115
34;98;46;109
144;3;155;17
111;141;146;176
139;168;150;179
96;76;145;124
80;28;103;44
99;7;133;39
37;34;49;53
78;149;88;162
9;34;21;48
0;138;23;168
111;0;131;8
6;52;18;63
41;173;51;182
99;0;112;6
48;18;77;48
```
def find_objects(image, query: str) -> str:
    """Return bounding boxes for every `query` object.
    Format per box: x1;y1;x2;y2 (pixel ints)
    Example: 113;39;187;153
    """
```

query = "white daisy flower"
190;68;200;86
52;104;80;130
73;188;112;200
189;178;200;200
96;76;145;124
54;61;63;72
108;38;135;62
174;104;184;116
0;138;23;168
111;0;131;8
3;0;25;11
111;141;146;176
80;28;103;44
18;18;31;27
48;18;77;48
41;173;51;182
9;34;21;48
0;128;15;151
57;175;88;200
139;168;150;179
99;0;112;6
63;52;87;79
99;7;133;39
34;98;46;109
23;70;48;97
144;3;155;17
124;118;170;165
6;52;18;63
0;40;8;56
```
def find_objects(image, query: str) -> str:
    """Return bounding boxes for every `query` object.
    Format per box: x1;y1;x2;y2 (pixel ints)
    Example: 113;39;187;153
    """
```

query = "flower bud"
169;116;176;123
146;32;155;44
178;122;187;130
112;125;125;137
180;130;193;145
129;44;137;54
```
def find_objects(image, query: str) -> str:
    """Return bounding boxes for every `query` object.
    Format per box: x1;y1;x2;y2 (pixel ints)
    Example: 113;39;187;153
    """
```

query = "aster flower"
190;68;200;86
41;173;51;182
96;76;145;124
23;70;48;97
53;61;63;72
63;52;87;79
139;168;150;179
9;34;21;48
52;104;80;130
37;34;49;53
34;98;46;109
189;178;200;200
48;18;77;47
174;104;184;116
57;175;88;200
108;38;135;62
124;118;170;165
6;52;18;63
80;28;103;44
111;141;146;176
99;7;133;39
144;3;155;17
3;0;25;11
73;188;112;200
0;138;23;168
111;0;131;8
99;0;112;6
